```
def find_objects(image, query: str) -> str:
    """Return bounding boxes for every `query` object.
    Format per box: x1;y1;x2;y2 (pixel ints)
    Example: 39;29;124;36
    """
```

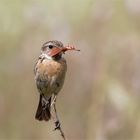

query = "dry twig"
51;95;67;140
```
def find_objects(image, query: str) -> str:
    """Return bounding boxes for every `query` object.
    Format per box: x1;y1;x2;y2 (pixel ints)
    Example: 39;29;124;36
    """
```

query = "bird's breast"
37;58;67;77
35;58;67;96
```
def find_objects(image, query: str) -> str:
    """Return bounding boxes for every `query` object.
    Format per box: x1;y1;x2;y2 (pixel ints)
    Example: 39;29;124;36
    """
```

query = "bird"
34;40;80;123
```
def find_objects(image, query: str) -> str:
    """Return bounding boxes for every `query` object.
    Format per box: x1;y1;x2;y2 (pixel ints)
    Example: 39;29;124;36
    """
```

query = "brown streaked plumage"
35;56;67;100
34;40;80;121
34;41;67;121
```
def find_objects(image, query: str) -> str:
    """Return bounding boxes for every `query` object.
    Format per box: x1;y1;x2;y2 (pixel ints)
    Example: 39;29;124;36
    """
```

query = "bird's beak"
48;47;63;57
48;45;80;57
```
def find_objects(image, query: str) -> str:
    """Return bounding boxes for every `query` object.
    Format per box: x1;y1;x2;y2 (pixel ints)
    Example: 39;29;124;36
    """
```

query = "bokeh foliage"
0;0;140;140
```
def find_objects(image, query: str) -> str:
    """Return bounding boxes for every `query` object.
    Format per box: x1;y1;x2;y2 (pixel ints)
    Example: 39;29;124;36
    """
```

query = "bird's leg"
50;95;57;121
51;95;57;107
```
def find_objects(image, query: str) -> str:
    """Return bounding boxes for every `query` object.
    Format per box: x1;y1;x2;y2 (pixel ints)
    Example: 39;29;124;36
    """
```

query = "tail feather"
35;95;51;121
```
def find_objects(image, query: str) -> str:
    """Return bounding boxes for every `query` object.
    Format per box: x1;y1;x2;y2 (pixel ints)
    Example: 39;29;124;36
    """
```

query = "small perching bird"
34;40;80;139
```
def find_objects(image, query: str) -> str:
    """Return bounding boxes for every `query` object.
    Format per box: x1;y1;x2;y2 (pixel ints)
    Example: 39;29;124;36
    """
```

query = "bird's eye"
48;45;53;49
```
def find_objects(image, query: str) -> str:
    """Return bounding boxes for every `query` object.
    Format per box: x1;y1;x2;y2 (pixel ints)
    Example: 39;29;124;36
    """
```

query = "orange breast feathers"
35;58;67;78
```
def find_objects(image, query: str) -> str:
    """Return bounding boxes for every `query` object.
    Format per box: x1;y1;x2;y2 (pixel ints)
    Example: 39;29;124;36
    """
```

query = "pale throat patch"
40;52;63;61
41;53;53;60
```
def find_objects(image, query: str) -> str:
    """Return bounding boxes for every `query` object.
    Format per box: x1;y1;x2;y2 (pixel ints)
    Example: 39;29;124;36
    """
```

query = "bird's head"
41;40;80;60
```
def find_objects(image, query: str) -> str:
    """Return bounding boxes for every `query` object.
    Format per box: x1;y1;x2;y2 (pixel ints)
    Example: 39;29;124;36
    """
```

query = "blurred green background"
0;0;140;140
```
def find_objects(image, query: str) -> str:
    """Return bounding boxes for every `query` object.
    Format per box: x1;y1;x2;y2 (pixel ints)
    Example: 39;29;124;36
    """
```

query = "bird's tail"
35;95;51;121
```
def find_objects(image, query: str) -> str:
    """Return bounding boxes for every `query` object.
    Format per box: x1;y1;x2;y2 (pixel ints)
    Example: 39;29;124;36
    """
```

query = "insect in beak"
63;45;80;52
48;45;80;57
